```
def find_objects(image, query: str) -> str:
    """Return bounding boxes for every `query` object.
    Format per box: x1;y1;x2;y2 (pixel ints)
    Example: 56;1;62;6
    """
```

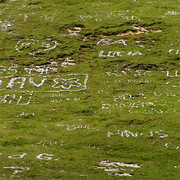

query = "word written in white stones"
42;93;81;103
112;91;177;101
166;11;180;15
106;69;180;78
79;10;140;22
37;140;64;147
61;58;76;67
105;10;140;21
102;102;177;114
107;130;168;138
101;89;179;114
24;66;58;75
95;160;141;177
0;94;32;105
0;66;58;75
1;153;56;160
15;39;58;56
56;124;96;131
106;69;152;77
50;98;81;103
16;112;35;117
102;101;157;110
0;74;88;93
106;130;179;149
99;50;142;57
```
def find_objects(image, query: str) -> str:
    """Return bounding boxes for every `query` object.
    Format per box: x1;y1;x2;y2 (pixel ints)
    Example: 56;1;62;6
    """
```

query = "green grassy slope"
0;0;179;179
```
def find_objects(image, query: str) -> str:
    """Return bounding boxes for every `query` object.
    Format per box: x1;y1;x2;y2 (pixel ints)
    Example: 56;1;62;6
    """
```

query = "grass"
0;0;180;179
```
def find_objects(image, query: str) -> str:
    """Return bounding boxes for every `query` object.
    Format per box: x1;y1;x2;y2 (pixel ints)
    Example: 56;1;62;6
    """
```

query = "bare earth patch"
117;24;162;36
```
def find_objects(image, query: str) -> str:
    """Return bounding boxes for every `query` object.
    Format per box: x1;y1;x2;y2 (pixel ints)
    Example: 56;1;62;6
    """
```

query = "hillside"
0;0;179;179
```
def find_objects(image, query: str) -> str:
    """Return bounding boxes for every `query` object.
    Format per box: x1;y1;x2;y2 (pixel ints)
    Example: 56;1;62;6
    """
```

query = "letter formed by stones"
7;77;26;89
29;77;47;87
